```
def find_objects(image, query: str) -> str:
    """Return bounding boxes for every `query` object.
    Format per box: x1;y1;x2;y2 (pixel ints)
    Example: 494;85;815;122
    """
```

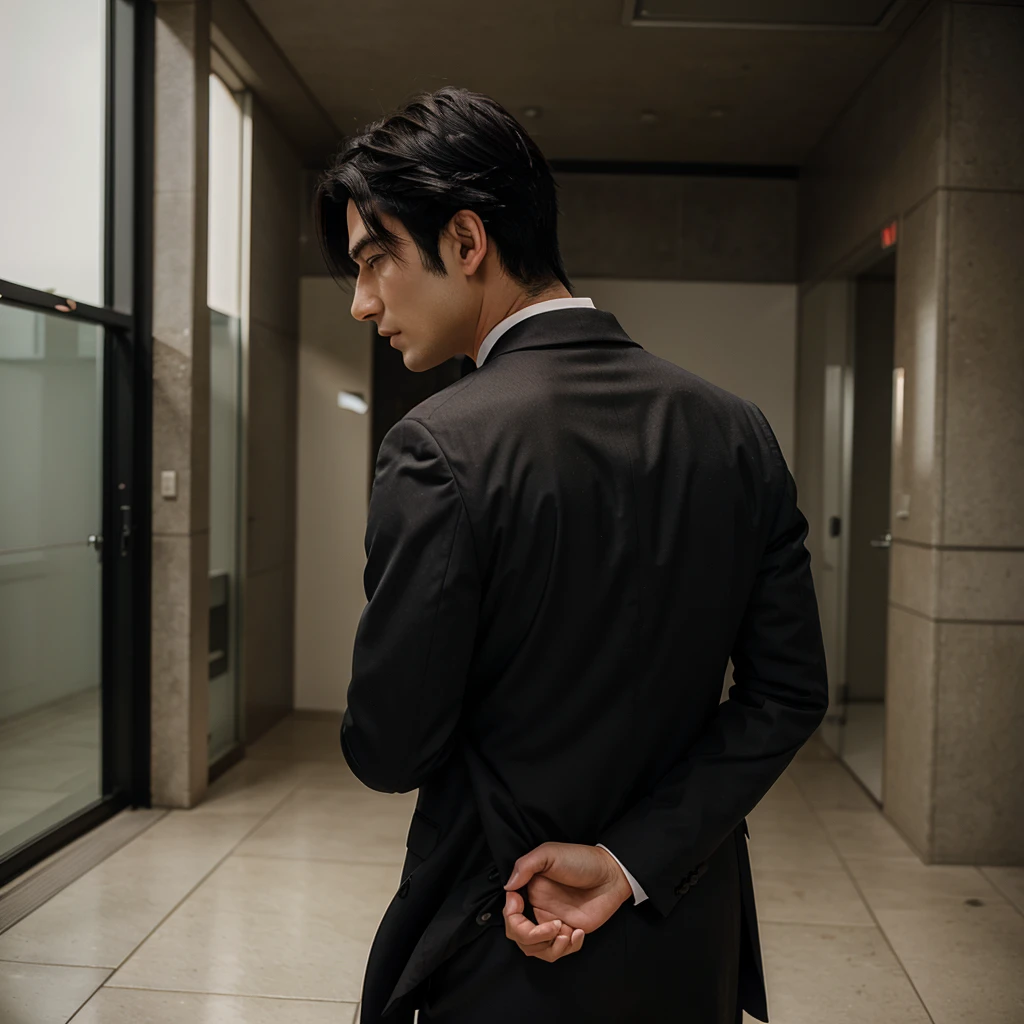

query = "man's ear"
447;209;488;277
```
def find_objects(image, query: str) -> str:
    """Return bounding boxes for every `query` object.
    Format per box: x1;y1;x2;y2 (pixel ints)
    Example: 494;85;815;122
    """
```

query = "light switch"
161;470;178;499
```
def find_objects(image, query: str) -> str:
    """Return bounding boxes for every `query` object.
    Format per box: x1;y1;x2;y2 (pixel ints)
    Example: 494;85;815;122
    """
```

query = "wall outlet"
160;470;178;499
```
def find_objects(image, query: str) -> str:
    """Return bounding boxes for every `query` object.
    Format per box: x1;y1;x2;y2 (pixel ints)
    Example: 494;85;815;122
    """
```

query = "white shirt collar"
474;297;596;368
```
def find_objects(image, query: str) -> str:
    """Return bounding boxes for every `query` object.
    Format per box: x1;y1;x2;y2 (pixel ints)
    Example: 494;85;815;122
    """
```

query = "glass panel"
207;74;246;762
208;309;242;761
0;2;107;304
208;74;243;320
0;306;103;857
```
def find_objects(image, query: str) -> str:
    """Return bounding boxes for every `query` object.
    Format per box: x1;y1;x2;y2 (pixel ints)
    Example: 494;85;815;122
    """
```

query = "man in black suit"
316;86;828;1023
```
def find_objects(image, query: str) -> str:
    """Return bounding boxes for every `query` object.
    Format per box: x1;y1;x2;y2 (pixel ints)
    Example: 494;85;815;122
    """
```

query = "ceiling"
245;0;926;167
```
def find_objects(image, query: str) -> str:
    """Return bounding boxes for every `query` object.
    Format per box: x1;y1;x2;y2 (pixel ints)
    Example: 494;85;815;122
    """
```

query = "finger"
534;927;586;964
534;932;573;962
503;889;524;918
509;915;562;945
505;843;557;890
516;935;560;957
504;892;562;945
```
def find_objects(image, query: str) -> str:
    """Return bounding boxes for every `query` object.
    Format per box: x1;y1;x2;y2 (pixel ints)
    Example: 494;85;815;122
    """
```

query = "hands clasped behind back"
501;842;634;963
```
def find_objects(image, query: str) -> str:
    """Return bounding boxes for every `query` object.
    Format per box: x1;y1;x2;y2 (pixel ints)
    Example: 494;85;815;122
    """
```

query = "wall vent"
624;0;906;31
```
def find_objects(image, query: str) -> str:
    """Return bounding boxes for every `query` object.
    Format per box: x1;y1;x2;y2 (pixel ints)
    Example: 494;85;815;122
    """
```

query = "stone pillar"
886;0;1024;864
150;0;210;807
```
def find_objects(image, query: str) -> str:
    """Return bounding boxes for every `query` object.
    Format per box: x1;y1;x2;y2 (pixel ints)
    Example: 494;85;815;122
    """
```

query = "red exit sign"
881;220;898;249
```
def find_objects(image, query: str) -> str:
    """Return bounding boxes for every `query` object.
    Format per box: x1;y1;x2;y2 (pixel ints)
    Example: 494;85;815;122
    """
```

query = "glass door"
0;0;151;885
0;309;105;857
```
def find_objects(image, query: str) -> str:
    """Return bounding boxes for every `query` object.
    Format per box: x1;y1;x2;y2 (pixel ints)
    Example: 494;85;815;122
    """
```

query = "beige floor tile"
756;770;809;807
748;793;822;831
0;961;109;1024
871;902;1024;1024
847;857;1002;912
108;855;401;1002
0;813;260;968
132;809;261;848
757;922;931;1023
246;716;345;763
194;759;308;817
751;866;874;926
293;760;368;791
817;809;918;861
791;732;837;763
235;786;415;865
980;865;1024;915
72;988;357;1023
747;804;844;872
788;760;878;812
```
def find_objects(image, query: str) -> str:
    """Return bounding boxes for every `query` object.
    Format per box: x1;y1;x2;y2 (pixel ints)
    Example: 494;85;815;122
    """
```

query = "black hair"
315;86;571;296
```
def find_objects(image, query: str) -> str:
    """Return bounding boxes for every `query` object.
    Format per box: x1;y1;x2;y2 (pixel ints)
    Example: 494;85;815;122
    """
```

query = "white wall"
294;278;372;711
577;279;798;467
0;1;106;302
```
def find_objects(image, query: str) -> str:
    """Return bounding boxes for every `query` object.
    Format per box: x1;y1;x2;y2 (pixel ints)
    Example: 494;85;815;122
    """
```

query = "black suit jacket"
342;307;828;1021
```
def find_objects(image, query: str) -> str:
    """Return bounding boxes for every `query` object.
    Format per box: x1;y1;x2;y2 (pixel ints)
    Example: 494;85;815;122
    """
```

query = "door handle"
870;532;893;549
87;533;104;562
119;504;132;557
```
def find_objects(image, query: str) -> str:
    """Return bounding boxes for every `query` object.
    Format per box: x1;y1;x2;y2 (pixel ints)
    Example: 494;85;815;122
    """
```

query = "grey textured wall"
243;99;302;744
555;173;797;284
299;169;798;285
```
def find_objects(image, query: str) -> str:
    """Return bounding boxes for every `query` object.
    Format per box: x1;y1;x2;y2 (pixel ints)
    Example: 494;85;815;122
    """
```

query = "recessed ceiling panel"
634;0;901;30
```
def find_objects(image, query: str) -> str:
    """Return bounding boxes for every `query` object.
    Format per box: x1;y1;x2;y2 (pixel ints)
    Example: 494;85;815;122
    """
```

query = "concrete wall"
557;173;798;284
796;0;1024;863
299;170;799;286
294;278;372;713
242;98;302;743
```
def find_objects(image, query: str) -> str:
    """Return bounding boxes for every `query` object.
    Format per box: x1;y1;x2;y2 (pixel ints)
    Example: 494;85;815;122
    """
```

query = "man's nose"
351;278;383;322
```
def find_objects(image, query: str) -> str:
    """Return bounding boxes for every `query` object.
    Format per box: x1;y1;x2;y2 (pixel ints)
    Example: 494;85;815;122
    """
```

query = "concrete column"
916;1;1024;863
150;0;211;807
797;0;1024;865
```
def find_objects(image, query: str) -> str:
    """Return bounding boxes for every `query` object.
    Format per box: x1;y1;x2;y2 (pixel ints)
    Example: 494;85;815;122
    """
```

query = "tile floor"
0;690;101;858
1;713;1022;1023
837;700;885;802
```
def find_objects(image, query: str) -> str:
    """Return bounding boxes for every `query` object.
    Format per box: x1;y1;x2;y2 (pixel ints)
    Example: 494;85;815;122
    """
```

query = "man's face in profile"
346;200;473;372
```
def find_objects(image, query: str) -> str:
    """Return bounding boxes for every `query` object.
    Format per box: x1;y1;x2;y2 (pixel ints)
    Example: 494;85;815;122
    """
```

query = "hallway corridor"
1;713;1022;1023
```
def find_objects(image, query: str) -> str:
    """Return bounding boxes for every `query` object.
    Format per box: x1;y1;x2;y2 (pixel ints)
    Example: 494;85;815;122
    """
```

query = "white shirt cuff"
596;844;649;905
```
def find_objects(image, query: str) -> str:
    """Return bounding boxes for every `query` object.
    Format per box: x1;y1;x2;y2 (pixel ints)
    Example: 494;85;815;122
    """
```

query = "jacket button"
398;879;410;899
675;882;690;896
689;872;700;884
477;911;493;925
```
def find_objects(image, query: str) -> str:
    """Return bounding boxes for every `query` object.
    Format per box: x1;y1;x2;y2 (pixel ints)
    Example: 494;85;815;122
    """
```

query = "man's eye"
366;254;383;269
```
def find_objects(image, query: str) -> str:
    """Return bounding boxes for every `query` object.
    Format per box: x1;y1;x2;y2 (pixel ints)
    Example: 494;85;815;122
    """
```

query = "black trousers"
418;832;742;1024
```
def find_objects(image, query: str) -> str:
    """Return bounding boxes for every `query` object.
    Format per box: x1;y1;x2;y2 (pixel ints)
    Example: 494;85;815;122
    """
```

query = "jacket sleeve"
596;405;829;916
341;417;480;794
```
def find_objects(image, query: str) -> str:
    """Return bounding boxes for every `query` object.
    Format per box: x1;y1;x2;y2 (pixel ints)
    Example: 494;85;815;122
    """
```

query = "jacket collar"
480;307;641;365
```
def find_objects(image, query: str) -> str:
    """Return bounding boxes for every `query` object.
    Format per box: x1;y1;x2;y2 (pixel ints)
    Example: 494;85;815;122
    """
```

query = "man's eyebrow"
348;236;375;262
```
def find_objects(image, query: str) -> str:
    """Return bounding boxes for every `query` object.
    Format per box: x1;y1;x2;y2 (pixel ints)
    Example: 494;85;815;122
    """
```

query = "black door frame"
0;0;154;888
